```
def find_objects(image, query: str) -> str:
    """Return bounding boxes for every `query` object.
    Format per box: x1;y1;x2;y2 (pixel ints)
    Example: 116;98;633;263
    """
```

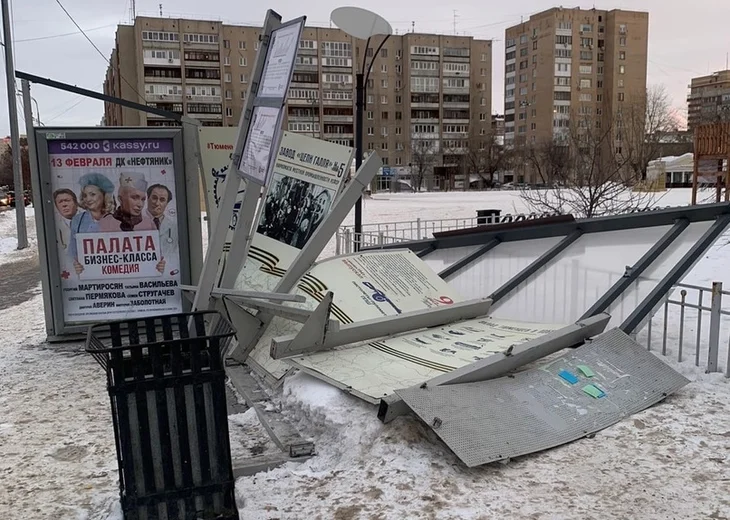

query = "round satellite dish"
330;6;393;40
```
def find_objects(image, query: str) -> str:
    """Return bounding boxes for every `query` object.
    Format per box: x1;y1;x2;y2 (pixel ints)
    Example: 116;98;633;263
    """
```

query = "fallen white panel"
286;316;566;403
395;328;690;467
247;249;466;382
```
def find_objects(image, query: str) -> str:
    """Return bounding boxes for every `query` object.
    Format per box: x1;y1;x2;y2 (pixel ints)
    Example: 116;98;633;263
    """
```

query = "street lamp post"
331;7;392;251
16;91;41;125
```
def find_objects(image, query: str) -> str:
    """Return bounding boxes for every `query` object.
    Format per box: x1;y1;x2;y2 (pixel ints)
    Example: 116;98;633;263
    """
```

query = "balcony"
321;98;353;106
147;110;183;119
442;56;470;64
443;147;468;154
443;85;469;94
324;132;354;139
411;69;440;77
411;132;440;139
322;114;354;123
189;112;222;120
410;103;440;110
443;118;470;124
290;82;320;91
144;75;182;84
294;63;319;72
442;102;469;109
144;57;181;67
145;93;183;102
443;69;469;77
182;40;218;49
443;132;469;139
143;41;180;50
322;82;353;90
287;114;319;122
411;117;439;124
322;66;353;76
185;77;220;85
288;97;320;106
186;94;221;103
185;60;220;68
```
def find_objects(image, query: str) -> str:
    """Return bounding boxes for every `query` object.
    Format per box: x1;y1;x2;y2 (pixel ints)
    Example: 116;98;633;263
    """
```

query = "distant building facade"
504;7;649;182
687;70;730;131
103;16;493;182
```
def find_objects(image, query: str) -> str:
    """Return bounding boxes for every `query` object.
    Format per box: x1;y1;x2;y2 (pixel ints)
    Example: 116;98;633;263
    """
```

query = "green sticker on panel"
577;365;595;378
582;384;605;399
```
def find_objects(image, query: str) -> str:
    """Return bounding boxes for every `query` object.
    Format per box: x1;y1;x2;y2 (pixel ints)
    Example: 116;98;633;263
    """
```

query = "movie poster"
47;137;183;323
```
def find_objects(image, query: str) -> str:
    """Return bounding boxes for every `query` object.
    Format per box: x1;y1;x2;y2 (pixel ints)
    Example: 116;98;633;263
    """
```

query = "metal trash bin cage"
476;209;502;225
86;311;239;520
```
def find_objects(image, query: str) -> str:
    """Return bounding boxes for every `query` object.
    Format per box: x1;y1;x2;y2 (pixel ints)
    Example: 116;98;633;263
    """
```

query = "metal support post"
354;72;364;252
3;0;28;249
228;152;382;362
218;184;260;288
271;296;493;360
21;79;53;334
180;116;204;283
707;281;722;372
621;214;730;334
489;230;582;305
16;70;181;121
190;10;282;313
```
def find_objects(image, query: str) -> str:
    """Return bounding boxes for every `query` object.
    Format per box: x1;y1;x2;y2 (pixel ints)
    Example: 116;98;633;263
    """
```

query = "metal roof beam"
621;214;730;334
372;203;730;252
580;219;690;319
438;238;501;280
416;244;436;258
489;230;583;305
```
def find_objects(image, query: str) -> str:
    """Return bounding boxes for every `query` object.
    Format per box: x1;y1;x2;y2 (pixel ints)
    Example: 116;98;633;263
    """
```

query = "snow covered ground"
1;189;729;520
0;207;37;266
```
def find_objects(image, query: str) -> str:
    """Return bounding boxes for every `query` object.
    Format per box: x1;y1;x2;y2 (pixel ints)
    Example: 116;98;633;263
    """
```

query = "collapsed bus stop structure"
18;6;730;474
219;202;729;468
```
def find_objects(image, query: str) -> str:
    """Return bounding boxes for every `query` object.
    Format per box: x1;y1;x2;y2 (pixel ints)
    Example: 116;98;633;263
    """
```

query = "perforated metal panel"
395;328;690;467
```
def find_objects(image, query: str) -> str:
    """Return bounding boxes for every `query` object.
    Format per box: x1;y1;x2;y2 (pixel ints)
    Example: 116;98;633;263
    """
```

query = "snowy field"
0;190;729;520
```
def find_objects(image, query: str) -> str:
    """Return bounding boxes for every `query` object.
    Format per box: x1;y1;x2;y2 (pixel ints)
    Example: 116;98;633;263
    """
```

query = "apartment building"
103;16;493;175
503;7;648;179
687;70;730;131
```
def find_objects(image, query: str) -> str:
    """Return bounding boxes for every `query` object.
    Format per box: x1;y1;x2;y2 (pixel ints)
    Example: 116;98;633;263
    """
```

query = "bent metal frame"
364;202;730;420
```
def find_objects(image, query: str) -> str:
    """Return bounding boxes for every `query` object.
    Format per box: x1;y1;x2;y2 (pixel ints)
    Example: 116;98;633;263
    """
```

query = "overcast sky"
1;0;729;136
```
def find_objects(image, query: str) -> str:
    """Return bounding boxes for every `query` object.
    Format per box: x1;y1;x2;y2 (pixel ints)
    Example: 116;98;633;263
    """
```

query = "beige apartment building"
687;70;730;131
503;7;648;181
103;16;493;184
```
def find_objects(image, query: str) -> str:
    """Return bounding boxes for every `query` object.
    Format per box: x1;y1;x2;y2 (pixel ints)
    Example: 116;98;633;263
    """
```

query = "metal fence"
637;281;730;377
335;213;556;254
336;206;688;255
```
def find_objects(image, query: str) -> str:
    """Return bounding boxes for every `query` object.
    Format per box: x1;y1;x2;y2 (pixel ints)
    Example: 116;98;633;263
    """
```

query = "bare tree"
518;111;660;218
621;85;681;181
0;137;31;189
519;139;573;185
463;131;512;188
409;140;438;192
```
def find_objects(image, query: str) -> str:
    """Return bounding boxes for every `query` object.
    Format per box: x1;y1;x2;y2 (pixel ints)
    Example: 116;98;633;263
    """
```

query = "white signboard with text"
75;231;163;280
246;249;463;382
